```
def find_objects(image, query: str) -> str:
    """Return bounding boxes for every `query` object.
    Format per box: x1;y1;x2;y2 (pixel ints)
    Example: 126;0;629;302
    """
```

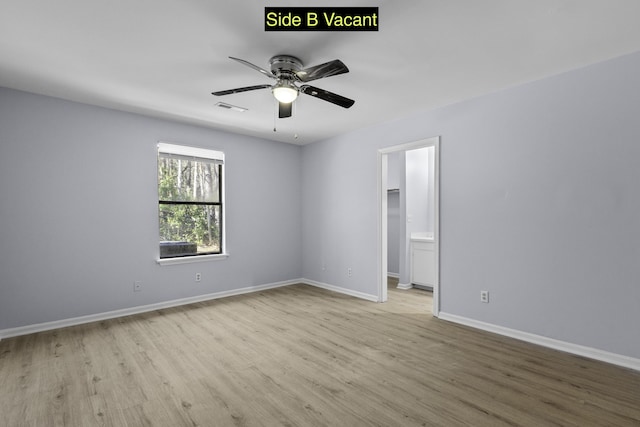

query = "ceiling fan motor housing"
269;55;303;79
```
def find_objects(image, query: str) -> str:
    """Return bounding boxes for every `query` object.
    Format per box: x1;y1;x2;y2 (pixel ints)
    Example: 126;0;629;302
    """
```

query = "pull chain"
273;99;277;132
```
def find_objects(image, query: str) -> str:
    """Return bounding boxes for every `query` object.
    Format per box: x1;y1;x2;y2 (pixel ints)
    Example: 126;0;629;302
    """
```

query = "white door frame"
377;136;440;316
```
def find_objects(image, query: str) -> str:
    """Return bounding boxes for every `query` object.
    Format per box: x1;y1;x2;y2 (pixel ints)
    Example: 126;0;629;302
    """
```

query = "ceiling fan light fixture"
272;82;298;103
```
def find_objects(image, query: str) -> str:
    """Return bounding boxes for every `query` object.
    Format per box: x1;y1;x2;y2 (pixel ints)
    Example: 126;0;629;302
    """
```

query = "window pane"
158;157;220;203
159;204;221;257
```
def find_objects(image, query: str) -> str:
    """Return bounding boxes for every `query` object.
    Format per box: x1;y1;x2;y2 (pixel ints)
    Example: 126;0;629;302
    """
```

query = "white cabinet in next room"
411;234;435;289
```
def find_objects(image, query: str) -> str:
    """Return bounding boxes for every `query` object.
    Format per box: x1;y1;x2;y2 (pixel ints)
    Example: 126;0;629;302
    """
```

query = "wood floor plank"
1;283;639;426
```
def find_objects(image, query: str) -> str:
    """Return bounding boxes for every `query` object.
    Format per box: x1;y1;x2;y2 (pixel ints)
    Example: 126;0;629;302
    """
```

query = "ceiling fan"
212;55;355;118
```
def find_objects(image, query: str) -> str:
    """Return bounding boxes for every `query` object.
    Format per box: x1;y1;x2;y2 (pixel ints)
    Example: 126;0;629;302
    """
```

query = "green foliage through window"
158;151;223;258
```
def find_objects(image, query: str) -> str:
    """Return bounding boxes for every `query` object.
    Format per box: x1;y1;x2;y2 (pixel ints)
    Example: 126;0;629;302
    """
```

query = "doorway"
377;137;440;316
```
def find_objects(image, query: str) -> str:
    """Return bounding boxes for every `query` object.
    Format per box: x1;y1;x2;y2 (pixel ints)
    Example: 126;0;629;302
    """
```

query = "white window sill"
156;253;229;266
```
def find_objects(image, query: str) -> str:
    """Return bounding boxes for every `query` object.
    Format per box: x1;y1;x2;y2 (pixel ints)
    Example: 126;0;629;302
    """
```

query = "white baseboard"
396;282;412;290
301;278;379;302
438;312;640;372
387;272;399;279
0;279;300;340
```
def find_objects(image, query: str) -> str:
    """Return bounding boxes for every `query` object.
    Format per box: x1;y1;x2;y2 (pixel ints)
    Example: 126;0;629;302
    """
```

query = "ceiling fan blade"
212;84;271;96
229;57;277;80
300;85;355;108
295;60;349;82
279;102;292;118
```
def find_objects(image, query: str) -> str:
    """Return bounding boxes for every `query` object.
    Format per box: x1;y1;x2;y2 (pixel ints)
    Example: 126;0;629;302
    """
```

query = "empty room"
1;1;639;426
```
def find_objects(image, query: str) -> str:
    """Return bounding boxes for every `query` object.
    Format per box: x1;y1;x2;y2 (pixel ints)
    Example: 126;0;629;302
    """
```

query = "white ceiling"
2;1;640;145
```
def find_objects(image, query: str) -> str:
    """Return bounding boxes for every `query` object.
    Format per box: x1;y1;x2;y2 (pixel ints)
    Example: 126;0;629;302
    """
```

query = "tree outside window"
158;143;224;259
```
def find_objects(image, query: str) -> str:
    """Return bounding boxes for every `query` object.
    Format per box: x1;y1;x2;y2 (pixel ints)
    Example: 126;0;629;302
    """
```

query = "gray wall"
387;151;401;276
386;191;400;276
301;51;640;359
0;87;302;330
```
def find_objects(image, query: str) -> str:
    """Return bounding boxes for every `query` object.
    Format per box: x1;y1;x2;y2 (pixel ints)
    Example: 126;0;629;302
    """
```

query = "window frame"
156;142;227;265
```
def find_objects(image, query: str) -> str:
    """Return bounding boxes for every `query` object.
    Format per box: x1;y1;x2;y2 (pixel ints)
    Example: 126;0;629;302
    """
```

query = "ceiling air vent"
215;102;248;112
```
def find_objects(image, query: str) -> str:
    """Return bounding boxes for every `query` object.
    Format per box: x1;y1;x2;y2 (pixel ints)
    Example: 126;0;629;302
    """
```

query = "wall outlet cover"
480;290;489;303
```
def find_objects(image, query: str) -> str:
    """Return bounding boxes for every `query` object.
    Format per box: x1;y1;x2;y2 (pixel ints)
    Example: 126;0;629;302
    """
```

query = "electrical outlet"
195;273;202;282
133;281;142;292
348;267;353;277
480;290;489;303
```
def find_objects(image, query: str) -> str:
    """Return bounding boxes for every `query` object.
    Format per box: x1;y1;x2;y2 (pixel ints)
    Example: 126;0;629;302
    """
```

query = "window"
157;143;224;259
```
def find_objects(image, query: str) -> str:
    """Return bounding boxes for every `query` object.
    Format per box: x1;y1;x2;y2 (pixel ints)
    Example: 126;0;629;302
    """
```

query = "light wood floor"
1;282;639;426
